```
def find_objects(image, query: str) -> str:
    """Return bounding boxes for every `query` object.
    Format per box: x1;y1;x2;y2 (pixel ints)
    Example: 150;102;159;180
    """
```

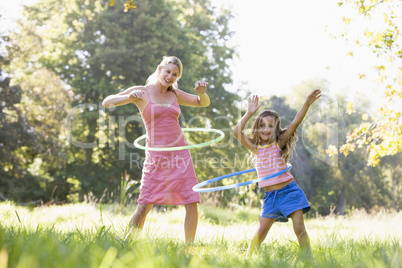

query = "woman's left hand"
194;80;208;95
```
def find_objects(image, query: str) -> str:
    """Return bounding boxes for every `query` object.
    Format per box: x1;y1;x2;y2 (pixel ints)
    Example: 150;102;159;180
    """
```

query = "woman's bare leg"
184;203;198;243
124;204;153;240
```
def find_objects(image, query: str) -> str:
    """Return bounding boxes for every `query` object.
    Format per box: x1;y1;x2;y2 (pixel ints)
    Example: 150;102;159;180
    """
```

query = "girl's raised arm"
233;95;261;153
278;89;321;148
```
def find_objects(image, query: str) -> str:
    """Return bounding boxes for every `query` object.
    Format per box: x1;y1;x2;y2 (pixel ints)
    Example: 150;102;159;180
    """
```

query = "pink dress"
137;91;201;205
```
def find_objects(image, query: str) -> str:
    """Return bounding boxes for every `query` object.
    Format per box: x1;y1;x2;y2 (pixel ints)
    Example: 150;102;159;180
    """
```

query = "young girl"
233;89;321;256
102;56;210;243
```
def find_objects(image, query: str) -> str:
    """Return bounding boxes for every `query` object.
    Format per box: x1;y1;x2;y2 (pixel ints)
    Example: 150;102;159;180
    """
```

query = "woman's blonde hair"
250;110;298;163
146;56;183;92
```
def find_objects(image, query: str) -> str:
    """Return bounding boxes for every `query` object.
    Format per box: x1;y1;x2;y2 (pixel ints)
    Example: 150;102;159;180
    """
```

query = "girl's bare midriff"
263;178;294;192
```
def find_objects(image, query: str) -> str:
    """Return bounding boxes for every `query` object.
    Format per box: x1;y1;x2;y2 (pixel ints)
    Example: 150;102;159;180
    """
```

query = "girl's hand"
129;90;145;101
247;95;261;115
194;80;208;95
306;89;322;106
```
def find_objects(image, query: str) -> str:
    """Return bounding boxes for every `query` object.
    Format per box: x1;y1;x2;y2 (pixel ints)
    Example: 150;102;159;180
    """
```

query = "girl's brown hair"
146;56;183;93
250;110;298;163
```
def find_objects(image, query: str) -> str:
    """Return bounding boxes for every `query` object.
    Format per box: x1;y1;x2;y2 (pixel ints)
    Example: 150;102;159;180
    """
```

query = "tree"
10;0;240;202
0;30;55;202
286;79;393;215
327;94;389;214
334;0;402;166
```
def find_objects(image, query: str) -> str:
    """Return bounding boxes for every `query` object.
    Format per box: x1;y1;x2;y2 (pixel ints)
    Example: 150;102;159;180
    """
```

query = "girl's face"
158;63;180;87
259;116;276;143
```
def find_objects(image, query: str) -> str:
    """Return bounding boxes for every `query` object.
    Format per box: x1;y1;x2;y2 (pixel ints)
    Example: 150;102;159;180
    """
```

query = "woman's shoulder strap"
170;89;178;101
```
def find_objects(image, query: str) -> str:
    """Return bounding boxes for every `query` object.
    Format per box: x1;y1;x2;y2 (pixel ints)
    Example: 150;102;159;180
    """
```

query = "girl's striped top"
252;142;293;188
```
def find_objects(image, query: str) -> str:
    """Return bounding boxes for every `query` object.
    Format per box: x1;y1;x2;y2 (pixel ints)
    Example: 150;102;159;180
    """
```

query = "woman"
103;56;210;243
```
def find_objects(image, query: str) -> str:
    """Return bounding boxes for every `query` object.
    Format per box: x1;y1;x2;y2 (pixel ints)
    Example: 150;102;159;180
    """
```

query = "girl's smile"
259;116;275;143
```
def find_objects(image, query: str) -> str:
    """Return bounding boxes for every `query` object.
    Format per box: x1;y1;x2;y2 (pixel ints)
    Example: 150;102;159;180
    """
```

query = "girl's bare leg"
246;217;275;258
289;209;311;254
184;203;198;243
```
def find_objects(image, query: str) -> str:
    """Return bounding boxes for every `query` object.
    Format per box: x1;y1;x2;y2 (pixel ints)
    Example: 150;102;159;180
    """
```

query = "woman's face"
158;63;180;87
259;116;276;143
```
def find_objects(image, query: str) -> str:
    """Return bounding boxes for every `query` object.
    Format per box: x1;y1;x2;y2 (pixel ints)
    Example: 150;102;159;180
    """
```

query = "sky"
0;0;24;30
211;0;382;102
0;0;392;105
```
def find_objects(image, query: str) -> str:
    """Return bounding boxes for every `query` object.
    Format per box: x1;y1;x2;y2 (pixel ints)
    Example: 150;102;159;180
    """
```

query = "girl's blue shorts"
261;181;310;220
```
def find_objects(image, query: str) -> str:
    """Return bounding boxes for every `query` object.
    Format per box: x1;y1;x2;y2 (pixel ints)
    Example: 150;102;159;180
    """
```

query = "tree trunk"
335;185;346;215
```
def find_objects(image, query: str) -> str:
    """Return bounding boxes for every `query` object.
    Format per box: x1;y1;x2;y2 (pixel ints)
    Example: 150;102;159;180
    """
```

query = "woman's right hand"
129;90;145;101
247;95;261;115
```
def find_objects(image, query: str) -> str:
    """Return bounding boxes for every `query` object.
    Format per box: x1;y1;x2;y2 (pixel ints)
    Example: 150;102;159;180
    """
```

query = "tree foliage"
7;0;240;202
287;79;397;214
0;33;55;201
334;0;402;166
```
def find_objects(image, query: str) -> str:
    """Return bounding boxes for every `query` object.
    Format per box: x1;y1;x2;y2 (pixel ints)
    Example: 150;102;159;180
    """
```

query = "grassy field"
0;202;401;267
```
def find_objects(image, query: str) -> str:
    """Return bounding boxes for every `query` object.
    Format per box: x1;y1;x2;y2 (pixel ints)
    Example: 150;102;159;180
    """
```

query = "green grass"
0;202;401;267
